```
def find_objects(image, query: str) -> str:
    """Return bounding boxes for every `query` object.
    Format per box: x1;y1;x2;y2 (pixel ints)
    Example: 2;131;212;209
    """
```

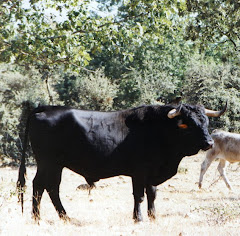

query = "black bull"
17;103;226;222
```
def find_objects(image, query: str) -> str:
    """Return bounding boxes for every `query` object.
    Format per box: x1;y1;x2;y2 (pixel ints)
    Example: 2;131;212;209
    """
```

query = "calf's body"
199;129;240;190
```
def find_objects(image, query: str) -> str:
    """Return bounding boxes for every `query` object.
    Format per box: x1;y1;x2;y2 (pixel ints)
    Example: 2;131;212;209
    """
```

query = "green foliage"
0;0;182;72
114;60;177;109
56;69;118;111
183;56;240;132
184;0;240;61
0;64;59;160
89;28;194;109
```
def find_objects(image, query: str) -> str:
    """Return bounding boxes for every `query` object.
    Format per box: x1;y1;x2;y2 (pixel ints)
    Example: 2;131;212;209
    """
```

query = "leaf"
136;22;143;36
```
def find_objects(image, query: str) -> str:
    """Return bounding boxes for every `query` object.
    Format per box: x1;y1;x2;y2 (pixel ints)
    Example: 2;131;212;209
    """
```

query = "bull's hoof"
133;213;143;223
32;214;41;224
226;185;232;190
147;210;156;220
198;183;202;189
59;213;70;222
32;208;41;222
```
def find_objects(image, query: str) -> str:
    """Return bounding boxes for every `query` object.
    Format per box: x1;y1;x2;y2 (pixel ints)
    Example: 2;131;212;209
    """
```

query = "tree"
0;0;187;103
1;0;239;72
55;68;118;110
184;0;240;63
0;0;186;69
0;63;57;161
183;56;240;132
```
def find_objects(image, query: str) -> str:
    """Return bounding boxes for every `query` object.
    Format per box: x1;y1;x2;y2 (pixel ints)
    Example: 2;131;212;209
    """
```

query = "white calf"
199;129;240;190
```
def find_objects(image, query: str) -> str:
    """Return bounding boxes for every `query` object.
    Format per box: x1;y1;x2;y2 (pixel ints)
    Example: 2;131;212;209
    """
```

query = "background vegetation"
0;0;239;163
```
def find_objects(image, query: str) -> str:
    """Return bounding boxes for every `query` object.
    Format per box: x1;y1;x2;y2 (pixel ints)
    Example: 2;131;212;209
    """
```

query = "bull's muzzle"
202;139;214;151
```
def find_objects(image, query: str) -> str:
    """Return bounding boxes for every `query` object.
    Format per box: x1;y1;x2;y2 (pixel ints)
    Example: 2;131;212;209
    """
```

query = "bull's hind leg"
32;169;45;221
32;163;67;220
45;166;68;219
145;185;157;219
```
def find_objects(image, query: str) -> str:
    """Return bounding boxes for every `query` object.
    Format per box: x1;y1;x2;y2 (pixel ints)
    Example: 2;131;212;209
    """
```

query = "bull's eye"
178;124;188;129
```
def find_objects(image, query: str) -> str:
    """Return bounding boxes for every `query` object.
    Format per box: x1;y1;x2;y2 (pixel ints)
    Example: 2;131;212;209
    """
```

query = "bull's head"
166;101;227;154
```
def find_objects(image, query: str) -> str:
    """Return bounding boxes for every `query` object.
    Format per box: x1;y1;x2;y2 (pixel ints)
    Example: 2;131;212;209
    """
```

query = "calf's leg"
199;149;217;189
217;159;232;190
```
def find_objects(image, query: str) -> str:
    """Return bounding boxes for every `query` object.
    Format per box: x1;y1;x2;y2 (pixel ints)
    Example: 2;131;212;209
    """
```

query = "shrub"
56;68;118;111
114;60;178;109
0;64;59;162
183;57;240;132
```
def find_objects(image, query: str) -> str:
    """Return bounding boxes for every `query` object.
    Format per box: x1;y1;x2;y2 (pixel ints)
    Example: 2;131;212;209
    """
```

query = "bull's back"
28;108;128;164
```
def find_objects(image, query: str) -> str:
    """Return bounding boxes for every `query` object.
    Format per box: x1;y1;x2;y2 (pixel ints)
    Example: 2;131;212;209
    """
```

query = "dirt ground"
0;152;240;236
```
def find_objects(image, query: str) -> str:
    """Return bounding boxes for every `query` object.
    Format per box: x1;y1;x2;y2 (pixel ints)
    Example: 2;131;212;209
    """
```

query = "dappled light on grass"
1;152;240;235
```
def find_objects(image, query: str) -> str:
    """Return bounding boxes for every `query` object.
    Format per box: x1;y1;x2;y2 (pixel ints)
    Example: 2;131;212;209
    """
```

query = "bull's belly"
64;154;133;181
66;162;132;185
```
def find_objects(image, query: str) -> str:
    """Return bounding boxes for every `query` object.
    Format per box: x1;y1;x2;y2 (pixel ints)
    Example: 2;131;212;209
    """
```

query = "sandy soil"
0;152;240;236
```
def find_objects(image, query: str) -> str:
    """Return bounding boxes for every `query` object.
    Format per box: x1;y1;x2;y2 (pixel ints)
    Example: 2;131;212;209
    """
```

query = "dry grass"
1;152;240;236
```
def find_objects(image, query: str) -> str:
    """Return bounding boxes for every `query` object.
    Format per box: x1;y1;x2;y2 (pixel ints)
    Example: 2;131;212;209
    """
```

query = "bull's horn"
205;101;227;117
168;105;182;119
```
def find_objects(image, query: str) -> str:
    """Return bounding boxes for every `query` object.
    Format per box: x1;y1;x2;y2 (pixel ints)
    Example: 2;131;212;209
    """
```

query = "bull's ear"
167;105;182;119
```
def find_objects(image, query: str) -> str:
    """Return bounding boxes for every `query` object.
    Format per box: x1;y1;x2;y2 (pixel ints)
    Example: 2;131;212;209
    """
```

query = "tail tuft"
17;163;26;213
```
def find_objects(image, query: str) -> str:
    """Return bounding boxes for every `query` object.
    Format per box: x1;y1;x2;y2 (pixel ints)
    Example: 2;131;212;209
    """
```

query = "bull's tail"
17;115;30;213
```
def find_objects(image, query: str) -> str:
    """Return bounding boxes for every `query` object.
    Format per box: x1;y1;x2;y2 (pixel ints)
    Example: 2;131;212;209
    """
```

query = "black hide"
17;104;214;222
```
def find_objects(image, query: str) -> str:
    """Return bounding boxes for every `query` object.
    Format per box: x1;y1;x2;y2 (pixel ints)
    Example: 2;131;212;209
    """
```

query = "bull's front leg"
131;176;145;222
145;184;157;219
